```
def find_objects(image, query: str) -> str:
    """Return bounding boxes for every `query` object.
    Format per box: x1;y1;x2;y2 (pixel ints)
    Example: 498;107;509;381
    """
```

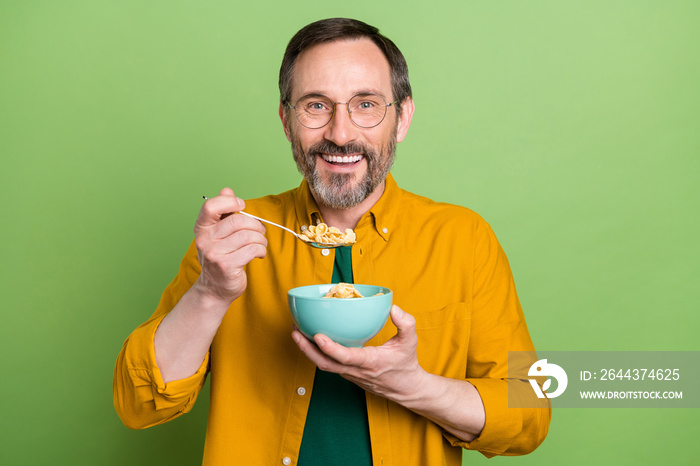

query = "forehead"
291;38;392;100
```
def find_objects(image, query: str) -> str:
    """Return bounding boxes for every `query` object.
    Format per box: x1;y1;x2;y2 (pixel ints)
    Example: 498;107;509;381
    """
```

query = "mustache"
307;140;375;159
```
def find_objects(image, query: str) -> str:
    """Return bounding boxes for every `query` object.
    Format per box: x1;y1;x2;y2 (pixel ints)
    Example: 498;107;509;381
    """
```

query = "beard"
290;131;397;210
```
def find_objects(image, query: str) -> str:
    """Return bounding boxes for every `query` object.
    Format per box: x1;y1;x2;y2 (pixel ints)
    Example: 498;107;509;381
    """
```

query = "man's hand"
193;188;268;303
292;304;486;442
292;305;427;401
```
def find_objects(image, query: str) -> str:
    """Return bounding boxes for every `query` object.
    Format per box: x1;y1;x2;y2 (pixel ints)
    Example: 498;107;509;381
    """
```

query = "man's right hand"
193;188;268;303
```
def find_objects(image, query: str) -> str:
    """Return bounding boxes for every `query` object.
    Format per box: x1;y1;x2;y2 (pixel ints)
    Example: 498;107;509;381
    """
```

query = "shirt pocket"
412;302;472;378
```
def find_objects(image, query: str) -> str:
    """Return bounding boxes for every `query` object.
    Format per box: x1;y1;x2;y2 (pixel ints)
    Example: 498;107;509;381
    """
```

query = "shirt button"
301;225;307;231
282;457;292;465
297;387;306;396
321;248;330;256
382;227;389;234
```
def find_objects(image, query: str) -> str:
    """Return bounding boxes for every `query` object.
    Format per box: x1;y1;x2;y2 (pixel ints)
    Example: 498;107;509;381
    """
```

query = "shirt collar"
364;173;401;242
293;173;402;243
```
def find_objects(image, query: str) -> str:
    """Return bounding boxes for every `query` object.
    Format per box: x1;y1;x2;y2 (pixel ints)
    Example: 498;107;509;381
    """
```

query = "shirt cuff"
124;314;210;411
444;378;522;457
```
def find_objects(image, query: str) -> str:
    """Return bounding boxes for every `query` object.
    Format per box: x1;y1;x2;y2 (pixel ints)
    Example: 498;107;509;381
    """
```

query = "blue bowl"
288;284;393;347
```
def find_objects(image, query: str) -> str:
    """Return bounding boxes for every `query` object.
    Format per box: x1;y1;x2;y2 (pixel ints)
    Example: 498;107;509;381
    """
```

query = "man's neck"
313;180;386;231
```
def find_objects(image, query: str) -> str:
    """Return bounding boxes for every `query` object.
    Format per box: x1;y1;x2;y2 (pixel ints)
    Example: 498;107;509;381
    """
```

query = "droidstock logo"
528;359;568;399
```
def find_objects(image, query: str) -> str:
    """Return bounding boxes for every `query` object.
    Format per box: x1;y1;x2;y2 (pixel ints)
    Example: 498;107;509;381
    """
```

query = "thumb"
390;305;416;341
216;187;244;216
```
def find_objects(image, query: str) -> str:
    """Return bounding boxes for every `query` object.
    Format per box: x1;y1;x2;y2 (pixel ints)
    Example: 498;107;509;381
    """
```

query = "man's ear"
395;97;414;143
279;103;292;142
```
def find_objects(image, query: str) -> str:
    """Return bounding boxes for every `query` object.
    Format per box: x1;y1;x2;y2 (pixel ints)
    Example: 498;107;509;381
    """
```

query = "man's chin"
308;177;370;210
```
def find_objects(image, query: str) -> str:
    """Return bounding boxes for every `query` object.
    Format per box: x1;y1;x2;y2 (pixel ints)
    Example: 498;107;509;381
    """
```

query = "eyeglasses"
287;93;397;129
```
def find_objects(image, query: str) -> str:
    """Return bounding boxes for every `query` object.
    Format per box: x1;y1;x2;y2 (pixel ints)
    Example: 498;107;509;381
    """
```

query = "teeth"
322;154;363;164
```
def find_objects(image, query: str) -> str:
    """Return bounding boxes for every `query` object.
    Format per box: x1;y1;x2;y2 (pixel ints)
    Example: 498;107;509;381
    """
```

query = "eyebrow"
295;89;388;102
297;92;328;101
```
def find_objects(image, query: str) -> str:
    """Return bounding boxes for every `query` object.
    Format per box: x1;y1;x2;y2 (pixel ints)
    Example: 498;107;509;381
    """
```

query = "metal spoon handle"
237;211;301;238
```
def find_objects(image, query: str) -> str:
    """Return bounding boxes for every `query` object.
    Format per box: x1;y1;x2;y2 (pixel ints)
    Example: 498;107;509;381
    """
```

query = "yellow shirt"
113;174;550;465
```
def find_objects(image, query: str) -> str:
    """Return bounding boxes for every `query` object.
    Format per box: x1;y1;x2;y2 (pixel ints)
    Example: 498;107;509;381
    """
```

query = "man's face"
281;38;412;210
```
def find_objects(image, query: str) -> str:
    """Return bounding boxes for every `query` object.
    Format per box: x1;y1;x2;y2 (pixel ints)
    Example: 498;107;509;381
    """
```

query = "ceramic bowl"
288;284;393;347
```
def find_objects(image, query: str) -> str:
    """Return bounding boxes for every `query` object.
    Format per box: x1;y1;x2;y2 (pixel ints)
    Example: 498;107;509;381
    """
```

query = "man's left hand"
291;305;428;403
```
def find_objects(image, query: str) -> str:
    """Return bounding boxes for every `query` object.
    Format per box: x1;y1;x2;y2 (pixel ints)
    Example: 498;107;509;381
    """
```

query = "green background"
1;0;698;464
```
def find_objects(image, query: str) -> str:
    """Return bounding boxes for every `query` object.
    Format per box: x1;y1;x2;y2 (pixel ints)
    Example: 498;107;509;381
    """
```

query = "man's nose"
323;103;358;146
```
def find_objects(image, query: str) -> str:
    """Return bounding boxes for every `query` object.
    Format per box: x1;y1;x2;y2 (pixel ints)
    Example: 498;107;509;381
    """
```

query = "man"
114;18;550;465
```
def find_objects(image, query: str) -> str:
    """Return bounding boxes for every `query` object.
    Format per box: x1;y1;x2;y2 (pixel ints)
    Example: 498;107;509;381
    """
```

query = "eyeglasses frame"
286;93;398;129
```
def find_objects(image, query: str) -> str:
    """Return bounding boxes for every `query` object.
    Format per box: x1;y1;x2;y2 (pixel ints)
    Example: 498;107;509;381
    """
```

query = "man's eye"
358;101;374;109
306;102;329;111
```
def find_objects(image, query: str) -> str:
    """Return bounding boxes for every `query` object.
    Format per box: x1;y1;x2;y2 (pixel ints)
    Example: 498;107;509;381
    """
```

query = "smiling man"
114;18;550;465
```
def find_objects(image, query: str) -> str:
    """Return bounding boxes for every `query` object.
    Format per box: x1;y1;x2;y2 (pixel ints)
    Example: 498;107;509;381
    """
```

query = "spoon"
202;196;346;249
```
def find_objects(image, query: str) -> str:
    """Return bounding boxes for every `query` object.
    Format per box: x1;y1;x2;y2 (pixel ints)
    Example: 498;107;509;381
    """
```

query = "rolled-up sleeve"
447;378;550;457
113;241;208;429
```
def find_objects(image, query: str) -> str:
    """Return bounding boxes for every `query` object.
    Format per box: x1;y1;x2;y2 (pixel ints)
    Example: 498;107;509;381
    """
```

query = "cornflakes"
299;223;356;245
323;283;385;299
324;283;364;298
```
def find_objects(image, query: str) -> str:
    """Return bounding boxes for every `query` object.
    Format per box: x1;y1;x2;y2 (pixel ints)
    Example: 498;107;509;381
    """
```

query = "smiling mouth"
320;154;364;165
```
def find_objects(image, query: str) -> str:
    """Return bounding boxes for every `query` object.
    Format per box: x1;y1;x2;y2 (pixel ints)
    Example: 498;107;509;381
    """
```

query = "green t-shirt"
297;246;373;465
